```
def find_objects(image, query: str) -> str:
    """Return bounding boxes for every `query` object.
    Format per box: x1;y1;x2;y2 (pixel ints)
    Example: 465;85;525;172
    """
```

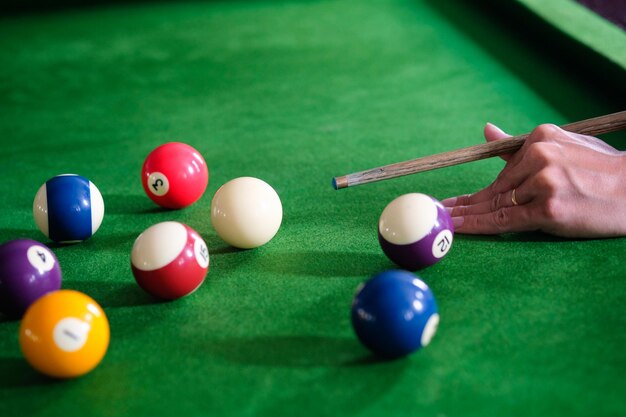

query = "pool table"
0;1;625;416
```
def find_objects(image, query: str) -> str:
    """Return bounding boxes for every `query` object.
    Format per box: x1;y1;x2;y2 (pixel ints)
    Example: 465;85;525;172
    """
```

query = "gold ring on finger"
511;188;518;206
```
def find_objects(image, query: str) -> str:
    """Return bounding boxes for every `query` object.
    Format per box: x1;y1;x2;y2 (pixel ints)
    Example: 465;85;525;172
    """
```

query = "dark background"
1;0;626;31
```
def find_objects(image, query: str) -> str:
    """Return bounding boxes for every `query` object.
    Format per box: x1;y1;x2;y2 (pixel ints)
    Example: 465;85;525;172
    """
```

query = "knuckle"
450;205;465;217
490;192;502;211
461;215;477;232
492;173;510;193
541;198;563;222
492;208;510;232
535;168;559;195
526;143;553;165
491;176;501;190
530;124;560;142
489;179;506;197
457;194;472;206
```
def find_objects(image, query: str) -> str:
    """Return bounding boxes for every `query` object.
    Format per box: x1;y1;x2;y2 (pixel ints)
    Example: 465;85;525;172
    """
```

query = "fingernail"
452;216;464;229
486;122;507;136
444;207;453;214
441;197;457;207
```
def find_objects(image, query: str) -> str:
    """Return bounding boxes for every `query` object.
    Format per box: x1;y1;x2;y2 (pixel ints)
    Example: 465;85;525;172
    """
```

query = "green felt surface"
0;1;625;416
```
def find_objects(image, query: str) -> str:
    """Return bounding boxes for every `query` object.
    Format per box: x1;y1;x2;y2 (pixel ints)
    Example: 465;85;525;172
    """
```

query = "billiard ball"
0;239;62;318
351;270;439;358
19;290;110;378
378;193;453;270
33;174;105;243
142;142;209;209
131;221;209;300
211;177;283;249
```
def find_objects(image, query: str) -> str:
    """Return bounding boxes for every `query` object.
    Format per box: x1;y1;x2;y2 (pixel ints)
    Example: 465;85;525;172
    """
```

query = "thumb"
484;122;513;161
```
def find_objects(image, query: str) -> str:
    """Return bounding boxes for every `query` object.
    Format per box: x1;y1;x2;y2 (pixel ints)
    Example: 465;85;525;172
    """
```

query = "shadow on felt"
455;231;588;244
197;334;409;416
0;229;44;243
0;357;64;389
0;228;138;254
102;194;167;215
67;280;165;309
203;234;242;256
197;334;406;368
249;250;390;278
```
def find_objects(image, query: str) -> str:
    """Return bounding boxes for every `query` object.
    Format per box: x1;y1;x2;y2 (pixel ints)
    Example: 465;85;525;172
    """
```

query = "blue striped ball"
33;174;104;243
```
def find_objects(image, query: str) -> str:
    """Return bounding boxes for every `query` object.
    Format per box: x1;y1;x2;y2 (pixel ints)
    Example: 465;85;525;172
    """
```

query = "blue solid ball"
351;270;439;358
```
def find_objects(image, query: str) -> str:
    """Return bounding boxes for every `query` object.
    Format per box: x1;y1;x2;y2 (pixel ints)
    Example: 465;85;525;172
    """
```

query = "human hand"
441;123;626;238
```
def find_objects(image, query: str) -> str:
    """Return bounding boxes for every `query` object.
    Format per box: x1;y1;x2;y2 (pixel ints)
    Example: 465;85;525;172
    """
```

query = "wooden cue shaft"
332;110;626;190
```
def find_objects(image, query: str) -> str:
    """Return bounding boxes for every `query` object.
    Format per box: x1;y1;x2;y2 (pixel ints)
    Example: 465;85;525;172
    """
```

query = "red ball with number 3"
141;142;209;209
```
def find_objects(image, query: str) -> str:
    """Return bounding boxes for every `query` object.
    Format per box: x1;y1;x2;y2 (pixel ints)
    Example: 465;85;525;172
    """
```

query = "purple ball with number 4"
0;239;62;318
378;193;454;271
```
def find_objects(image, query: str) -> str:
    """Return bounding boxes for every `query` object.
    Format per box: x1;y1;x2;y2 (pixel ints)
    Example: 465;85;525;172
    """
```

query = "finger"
489;154;541;194
444;122;554;208
532;124;605;150
528;124;563;144
484;123;513;161
442;183;499;208
441;196;460;207
493;124;559;170
441;185;503;210
451;204;541;234
563;130;618;154
442;171;517;208
441;194;479;208
446;180;534;217
442;152;539;210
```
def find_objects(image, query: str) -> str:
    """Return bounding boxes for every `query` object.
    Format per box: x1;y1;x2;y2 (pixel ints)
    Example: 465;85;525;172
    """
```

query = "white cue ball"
210;177;283;249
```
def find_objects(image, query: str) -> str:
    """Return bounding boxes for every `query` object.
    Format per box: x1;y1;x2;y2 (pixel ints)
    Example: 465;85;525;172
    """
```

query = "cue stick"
332;110;626;190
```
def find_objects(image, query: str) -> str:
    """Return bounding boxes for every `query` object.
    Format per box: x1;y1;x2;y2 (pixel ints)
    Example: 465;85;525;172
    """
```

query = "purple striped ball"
378;193;454;271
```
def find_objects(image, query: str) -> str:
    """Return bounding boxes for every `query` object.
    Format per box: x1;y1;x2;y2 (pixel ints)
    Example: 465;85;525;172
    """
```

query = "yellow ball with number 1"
19;290;110;378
